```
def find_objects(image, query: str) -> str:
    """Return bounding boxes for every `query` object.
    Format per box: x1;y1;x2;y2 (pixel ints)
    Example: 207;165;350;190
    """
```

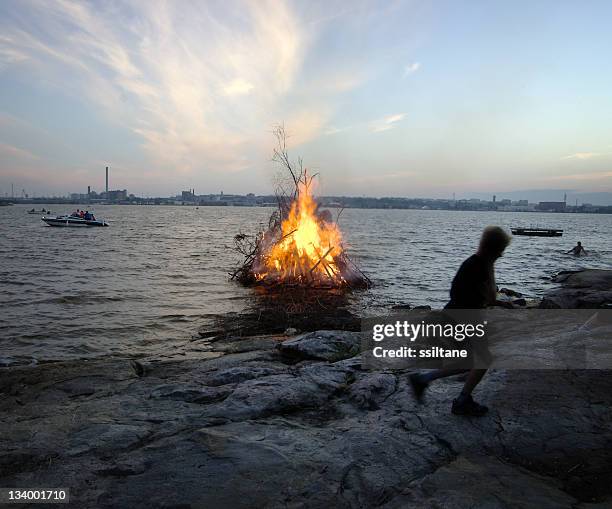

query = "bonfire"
232;126;370;290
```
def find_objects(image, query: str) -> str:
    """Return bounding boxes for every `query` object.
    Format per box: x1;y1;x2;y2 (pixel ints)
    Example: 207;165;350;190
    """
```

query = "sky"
0;0;611;202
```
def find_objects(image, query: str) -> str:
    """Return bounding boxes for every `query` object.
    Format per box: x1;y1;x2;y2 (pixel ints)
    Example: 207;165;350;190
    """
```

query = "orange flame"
255;180;345;285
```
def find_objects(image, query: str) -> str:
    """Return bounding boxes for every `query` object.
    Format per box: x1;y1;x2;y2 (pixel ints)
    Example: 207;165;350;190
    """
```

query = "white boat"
42;215;109;227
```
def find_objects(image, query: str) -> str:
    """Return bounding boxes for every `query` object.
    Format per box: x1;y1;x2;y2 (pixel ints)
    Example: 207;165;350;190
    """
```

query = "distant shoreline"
3;200;612;214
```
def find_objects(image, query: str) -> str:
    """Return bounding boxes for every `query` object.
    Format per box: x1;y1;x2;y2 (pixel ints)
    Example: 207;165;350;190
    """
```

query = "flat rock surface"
1;330;611;508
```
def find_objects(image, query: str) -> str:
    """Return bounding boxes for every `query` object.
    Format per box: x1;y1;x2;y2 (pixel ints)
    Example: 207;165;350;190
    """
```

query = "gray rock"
149;384;231;404
542;269;612;309
382;455;577;508
202;365;287;386
552;269;612;289
67;423;149;457
278;330;362;361
202;363;353;423
348;373;397;409
2;322;611;507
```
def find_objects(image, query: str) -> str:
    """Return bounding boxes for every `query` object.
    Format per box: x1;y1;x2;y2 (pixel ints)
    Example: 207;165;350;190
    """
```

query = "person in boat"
83;210;93;220
567;241;587;256
79;210;85;218
409;226;513;417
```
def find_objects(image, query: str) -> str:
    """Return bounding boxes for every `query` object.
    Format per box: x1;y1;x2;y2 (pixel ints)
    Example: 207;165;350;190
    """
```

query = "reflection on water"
1;204;610;364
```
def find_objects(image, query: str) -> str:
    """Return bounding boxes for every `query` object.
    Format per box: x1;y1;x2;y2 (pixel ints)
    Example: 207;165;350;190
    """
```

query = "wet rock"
500;287;523;298
129;359;147;377
391;304;411;310
552;269;612;289
542;269;612;308
198;305;361;339
539;298;562;309
211;334;284;354
196;328;226;340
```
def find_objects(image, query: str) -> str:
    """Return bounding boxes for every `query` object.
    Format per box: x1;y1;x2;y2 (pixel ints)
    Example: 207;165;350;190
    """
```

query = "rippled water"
1;204;610;364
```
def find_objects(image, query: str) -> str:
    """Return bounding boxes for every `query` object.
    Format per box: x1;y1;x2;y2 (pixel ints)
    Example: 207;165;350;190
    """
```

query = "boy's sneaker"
451;394;488;416
409;373;429;404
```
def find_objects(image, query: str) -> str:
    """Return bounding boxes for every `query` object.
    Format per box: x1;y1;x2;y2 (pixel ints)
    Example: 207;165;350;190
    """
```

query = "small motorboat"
511;227;563;237
28;208;51;215
42;215;109;227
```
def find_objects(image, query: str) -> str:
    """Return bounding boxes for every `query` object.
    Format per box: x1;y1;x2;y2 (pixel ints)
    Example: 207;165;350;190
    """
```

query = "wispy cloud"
0;0;360;175
545;171;612;181
0;142;39;160
561;152;602;160
0;35;28;69
282;108;331;148
371;113;406;133
223;79;255;97
403;62;420;77
324;126;351;136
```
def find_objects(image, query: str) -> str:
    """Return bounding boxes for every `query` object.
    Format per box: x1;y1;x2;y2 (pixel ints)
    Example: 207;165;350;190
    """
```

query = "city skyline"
4;176;612;209
1;1;611;199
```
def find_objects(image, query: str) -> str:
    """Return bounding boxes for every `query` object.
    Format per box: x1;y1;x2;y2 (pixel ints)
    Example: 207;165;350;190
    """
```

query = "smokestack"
87;185;91;195
105;167;109;198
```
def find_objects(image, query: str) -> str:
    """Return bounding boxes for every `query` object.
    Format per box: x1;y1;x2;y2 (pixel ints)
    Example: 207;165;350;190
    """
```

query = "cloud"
223;78;255;96
403;62;420;76
0;0;353;175
282;108;331;147
0;36;28;68
371;113;406;132
545;171;612;181
324;126;351;136
0;142;39;160
561;152;602;160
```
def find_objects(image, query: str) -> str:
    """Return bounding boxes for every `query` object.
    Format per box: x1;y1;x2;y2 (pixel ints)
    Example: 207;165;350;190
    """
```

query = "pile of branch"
231;125;371;290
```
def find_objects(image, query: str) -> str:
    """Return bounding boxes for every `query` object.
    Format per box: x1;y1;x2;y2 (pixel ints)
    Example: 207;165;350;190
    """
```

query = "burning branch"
231;126;371;290
310;246;335;274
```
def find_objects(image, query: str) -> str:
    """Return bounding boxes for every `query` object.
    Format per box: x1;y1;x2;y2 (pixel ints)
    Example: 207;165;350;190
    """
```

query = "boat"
511;227;563;237
42;215;109;227
28;208;51;215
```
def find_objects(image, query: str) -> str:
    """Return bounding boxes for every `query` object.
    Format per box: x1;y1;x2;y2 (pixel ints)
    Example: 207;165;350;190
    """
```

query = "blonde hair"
479;226;511;255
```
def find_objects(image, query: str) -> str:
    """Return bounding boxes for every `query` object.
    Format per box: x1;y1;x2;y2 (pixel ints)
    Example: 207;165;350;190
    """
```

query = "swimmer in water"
567;241;587;256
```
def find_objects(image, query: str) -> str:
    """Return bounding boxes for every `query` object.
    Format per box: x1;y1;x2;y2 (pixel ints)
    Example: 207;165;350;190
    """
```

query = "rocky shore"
1;269;611;508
